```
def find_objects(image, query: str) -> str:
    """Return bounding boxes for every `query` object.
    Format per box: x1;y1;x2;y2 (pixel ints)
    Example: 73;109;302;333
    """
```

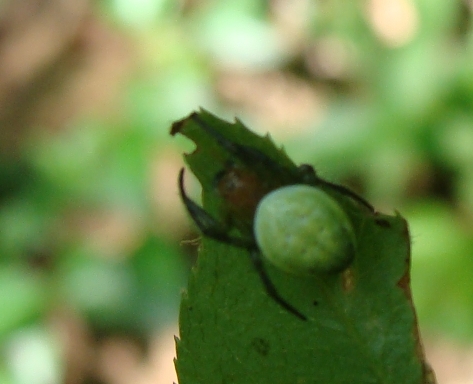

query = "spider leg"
249;250;307;321
191;114;295;183
192;113;374;213
178;168;254;249
320;180;374;212
297;164;374;212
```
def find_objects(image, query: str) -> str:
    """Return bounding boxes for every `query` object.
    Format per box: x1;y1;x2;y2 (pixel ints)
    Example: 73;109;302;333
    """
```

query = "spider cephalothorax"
176;113;374;321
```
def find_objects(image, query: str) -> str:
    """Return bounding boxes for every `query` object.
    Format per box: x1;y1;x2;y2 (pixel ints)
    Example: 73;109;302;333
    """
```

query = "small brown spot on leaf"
374;218;391;228
342;268;355;292
396;271;411;300
397;264;428;372
423;363;438;384
251;338;270;356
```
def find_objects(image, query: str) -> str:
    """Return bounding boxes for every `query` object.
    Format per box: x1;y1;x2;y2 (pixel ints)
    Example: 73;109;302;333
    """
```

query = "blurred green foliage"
1;0;473;382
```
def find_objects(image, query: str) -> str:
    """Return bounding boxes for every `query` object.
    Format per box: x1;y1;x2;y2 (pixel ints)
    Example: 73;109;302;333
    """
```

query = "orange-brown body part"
217;167;278;232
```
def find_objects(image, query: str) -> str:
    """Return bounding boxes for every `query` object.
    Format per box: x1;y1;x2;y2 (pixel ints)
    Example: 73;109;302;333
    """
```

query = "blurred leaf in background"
1;0;473;383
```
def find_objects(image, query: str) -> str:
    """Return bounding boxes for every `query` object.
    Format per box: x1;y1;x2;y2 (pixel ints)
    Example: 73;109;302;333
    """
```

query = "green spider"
176;114;374;321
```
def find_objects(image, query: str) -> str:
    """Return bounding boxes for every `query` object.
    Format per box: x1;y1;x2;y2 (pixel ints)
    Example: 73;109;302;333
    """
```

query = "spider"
177;114;374;321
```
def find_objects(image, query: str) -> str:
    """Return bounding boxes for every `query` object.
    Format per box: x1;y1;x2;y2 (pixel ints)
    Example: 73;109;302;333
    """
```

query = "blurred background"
1;0;473;383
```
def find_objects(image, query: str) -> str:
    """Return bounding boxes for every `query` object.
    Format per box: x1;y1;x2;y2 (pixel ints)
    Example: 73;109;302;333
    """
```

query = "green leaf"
172;110;434;384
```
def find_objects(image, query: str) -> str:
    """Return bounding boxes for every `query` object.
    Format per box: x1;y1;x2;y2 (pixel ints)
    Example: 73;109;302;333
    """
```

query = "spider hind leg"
249;250;307;321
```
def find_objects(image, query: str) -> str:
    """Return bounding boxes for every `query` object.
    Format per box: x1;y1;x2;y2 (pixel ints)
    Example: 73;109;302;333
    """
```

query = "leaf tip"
170;112;198;136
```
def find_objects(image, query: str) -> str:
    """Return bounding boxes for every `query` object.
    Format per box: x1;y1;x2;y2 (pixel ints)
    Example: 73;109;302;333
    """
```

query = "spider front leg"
297;164;374;212
321;179;374;212
178;168;253;249
190;114;296;183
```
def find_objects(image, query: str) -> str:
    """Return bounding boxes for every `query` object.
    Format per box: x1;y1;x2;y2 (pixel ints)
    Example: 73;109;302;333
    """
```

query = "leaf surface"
172;110;433;384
